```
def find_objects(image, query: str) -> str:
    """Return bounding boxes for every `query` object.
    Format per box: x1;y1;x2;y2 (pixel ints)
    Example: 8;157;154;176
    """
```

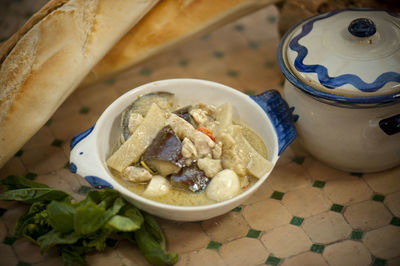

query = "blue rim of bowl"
277;8;400;106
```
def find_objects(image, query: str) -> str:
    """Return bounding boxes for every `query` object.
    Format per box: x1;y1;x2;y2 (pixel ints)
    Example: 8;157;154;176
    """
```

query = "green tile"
234;24;245;32
372;194;385;202
264;61;274;68
290;216;304;226
79;106;90;114
350;172;364;177
25;172;38;180
265;255;281;265
390;216;400;226
271;191;284;200
201;34;211;40
15;149;24;157
372;258;387;266
246;229;261;238
51;139;64;147
3;236;17;245
207;240;222;251
45;118;53;126
213;50;225;58
24;12;34;19
140;68;152;76
105;77;116;85
292;156;305;164
232;206;242;213
178;59;188;67
267;16;277;23
351;230;363;240
310;244;325;253
244;89;256;96
77;186;92;195
248;41;259;49
17;262;31;266
227;70;239;77
0;208;7;217
312;180;326;188
330;204;344;213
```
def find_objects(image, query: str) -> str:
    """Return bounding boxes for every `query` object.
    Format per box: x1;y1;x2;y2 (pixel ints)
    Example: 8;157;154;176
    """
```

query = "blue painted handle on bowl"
250;90;297;156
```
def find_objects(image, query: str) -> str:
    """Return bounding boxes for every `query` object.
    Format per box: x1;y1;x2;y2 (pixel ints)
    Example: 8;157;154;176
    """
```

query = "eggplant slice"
173;105;193;125
121;92;174;141
170;163;210;193
141;125;185;176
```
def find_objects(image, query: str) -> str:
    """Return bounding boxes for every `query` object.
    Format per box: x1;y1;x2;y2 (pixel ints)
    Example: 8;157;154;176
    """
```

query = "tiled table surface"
1;1;400;266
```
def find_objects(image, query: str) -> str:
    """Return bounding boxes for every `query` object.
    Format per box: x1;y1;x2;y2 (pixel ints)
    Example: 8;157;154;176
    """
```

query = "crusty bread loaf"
0;0;159;168
82;0;280;86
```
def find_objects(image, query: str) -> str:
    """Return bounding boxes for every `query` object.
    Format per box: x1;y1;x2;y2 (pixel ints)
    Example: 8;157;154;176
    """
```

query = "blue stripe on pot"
289;9;400;93
277;8;400;105
84;176;113;189
70;125;95;150
250;90;297;156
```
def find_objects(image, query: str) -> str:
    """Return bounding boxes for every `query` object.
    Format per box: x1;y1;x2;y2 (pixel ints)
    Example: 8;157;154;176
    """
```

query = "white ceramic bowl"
69;79;296;221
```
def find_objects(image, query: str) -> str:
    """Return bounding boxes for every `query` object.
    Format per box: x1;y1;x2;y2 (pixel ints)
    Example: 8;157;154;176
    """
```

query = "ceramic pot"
278;9;400;173
69;79;296;221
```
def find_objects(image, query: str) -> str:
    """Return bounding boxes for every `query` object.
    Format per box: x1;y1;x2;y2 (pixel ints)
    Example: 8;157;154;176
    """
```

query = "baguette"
82;0;281;86
0;0;159;168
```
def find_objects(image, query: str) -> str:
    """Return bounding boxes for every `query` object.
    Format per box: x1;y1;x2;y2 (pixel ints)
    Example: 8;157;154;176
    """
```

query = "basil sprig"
0;175;178;266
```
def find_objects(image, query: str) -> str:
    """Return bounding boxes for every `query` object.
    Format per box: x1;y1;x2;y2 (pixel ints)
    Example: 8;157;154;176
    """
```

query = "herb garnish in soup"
107;92;273;206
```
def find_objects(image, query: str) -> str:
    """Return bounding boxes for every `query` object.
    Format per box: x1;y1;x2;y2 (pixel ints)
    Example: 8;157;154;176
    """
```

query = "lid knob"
348;18;376;37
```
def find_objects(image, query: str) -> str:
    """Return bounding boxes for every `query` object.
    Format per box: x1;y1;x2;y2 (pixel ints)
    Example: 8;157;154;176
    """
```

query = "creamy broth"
112;122;266;206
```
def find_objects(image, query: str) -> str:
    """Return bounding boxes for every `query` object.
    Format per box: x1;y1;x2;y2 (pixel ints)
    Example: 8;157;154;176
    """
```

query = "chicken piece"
143;175;170;197
166;114;214;157
181;137;197;159
197;158;222;178
206;169;240;202
122;166;152;183
212;141;223;159
128;113;144;135
189;108;209;126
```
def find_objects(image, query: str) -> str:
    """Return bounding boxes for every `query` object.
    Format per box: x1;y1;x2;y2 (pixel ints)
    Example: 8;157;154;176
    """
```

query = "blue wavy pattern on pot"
290;9;400;93
250;90;297;156
70;125;95;150
277;9;400;106
85;176;113;189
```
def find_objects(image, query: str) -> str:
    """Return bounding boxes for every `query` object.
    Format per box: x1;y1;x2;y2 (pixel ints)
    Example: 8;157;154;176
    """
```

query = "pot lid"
278;9;400;104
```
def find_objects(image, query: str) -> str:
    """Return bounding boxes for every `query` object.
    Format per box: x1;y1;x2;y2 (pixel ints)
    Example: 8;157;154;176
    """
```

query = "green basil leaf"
37;230;81;253
47;201;75;233
0;188;71;204
1;175;48;191
59;245;88;266
107;215;141;231
134;226;178;266
121;205;144;228
143;212;166;250
74;201;107;235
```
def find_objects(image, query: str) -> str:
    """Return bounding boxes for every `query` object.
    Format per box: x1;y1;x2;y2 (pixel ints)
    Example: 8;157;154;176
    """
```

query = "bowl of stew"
69;79;296;221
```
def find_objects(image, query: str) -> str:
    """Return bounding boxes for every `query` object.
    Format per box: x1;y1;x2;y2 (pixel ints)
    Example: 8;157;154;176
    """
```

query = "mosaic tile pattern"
1;2;400;266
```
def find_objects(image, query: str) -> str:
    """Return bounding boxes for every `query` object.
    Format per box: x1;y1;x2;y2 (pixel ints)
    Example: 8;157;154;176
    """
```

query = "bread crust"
82;0;280;86
0;0;159;167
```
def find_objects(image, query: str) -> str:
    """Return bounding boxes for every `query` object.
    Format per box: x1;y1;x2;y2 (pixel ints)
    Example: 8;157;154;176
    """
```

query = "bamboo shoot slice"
107;103;167;172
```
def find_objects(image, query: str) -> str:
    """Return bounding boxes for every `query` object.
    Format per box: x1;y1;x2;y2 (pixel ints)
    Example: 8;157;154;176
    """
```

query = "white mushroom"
121;166;152;182
206;169;240;202
189;108;209;126
143;175;170;197
197;158;222;178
